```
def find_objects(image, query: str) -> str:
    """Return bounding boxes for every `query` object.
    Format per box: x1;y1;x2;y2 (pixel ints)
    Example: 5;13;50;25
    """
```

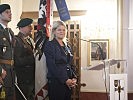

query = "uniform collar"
18;32;28;39
0;23;7;29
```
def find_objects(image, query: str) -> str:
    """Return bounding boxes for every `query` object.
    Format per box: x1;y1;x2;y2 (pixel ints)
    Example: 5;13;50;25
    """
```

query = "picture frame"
88;39;109;66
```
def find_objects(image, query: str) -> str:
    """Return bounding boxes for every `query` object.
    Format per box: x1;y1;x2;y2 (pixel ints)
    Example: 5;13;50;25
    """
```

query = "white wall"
53;0;133;93
1;0;22;35
22;0;39;12
22;0;132;93
2;0;132;93
128;0;133;93
22;0;92;12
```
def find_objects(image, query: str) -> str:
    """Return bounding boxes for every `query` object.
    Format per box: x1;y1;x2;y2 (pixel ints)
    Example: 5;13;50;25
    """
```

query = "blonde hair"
50;20;67;41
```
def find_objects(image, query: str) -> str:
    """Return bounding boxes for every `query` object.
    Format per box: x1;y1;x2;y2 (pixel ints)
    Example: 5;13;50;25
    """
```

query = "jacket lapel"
18;32;33;53
0;24;4;29
53;38;67;56
0;24;11;43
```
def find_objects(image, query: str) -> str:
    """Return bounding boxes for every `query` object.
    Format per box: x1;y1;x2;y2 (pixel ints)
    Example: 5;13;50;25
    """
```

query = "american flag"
35;0;52;99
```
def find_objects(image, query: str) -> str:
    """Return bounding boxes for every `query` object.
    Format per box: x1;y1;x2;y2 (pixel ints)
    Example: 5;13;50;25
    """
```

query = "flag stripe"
35;0;50;99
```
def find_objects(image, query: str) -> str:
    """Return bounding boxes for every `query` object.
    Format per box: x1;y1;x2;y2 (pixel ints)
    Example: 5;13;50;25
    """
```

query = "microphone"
75;33;90;42
117;61;120;68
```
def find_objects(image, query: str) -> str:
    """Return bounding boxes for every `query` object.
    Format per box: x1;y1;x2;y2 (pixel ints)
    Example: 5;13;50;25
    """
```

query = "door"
66;20;81;100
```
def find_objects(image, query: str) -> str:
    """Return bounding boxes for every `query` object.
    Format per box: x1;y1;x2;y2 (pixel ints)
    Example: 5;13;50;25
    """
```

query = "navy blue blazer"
44;38;74;84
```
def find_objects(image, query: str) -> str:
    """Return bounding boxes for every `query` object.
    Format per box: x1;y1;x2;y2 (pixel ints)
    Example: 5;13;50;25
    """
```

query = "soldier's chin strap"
15;76;27;100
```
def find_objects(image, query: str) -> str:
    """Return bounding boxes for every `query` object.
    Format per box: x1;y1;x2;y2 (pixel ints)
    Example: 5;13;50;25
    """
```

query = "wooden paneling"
128;93;133;100
54;10;87;17
80;92;107;100
21;12;38;19
66;20;81;100
80;92;133;100
20;10;87;19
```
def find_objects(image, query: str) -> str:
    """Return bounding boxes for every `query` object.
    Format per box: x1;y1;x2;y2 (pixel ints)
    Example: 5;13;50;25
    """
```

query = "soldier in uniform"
14;18;35;100
0;4;16;100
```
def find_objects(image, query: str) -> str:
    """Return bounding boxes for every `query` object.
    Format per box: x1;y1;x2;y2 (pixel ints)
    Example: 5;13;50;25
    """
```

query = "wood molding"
20;10;87;19
80;92;133;100
54;10;87;17
20;11;38;19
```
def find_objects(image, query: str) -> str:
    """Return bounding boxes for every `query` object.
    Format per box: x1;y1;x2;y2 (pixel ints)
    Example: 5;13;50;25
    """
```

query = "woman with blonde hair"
44;20;77;100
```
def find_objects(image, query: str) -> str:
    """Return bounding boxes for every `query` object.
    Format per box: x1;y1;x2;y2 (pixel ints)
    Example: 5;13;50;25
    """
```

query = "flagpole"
15;83;27;100
35;0;53;99
15;76;27;100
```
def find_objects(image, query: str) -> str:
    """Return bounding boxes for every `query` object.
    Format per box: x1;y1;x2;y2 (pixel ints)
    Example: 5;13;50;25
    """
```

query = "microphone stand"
75;35;109;100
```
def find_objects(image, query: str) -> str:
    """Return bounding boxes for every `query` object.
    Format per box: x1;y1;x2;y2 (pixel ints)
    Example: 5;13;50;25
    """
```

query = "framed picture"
88;39;109;66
